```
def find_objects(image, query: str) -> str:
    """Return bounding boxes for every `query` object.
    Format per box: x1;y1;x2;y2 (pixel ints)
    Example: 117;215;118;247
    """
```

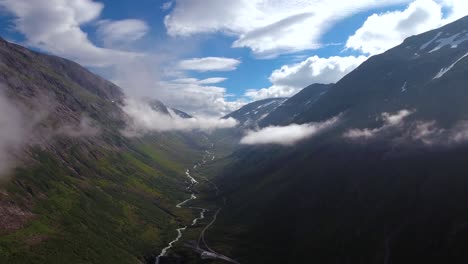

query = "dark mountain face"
259;83;331;126
147;99;192;119
201;16;468;264
170;107;192;119
223;97;287;127
148;99;171;115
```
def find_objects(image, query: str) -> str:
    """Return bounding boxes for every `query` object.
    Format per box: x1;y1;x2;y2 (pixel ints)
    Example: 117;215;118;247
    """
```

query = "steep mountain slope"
201;15;468;264
259;83;331;126
148;99;192;118
0;38;209;264
223;97;287;127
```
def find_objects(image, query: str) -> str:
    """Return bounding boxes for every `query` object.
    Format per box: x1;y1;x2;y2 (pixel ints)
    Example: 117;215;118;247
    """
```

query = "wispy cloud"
240;116;340;146
96;19;149;48
178;57;241;72
165;0;413;57
171;77;227;85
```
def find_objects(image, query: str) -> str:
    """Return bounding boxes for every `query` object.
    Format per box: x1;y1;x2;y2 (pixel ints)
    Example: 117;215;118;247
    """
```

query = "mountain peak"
224;97;287;127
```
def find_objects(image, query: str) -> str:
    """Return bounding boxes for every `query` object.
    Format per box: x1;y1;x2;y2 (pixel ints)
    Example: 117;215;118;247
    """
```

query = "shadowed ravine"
155;146;239;264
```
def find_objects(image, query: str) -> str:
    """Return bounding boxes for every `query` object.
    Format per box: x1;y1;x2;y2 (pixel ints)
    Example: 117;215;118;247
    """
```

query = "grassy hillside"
0;132;211;264
0;37;214;263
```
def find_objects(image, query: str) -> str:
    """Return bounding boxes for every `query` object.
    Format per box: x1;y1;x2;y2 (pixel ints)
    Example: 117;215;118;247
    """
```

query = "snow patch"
433;52;468;79
401;81;407;92
420;32;443;50
429;33;468;53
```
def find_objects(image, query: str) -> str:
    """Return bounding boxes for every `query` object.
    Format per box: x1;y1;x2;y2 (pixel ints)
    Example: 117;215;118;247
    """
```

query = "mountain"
223;97;287;127
148;99;171;115
148;99;192;118
0;37;209;264
289;16;468;129
259;83;331;126
170;107;192;119
199;16;468;264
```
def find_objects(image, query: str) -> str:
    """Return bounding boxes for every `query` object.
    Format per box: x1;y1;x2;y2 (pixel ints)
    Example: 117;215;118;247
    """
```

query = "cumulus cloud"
165;0;411;57
346;0;468;55
97;19;149;47
245;55;367;100
122;98;238;136
344;109;414;139
270;56;368;87
240;116;340;146
244;85;297;101
178;57;241;72
0;0;143;67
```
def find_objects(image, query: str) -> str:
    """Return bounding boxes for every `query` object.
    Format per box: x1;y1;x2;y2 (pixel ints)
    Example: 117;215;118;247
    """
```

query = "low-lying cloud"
0;92;28;178
401;120;468;146
245;55;367;101
344;109;414;139
122;98;238;136
240;116;340;146
0;86;101;178
54;115;101;138
343;109;468;147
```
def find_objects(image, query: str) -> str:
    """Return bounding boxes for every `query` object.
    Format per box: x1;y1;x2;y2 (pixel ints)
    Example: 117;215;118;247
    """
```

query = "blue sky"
0;0;466;116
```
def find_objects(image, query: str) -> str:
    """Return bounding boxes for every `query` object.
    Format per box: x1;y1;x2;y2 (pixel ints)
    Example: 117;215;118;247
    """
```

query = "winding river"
155;149;238;264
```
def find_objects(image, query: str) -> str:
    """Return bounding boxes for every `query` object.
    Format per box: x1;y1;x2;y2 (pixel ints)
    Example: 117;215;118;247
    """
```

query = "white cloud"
110;59;244;117
270;56;368;87
439;0;468;23
346;0;468;55
97;19;149;47
0;91;27;177
344;109;414;139
161;1;173;11
165;0;412;57
245;55;367;100
244;85;297;101
240;116;340;146
0;0;143;67
158;81;245;117
122;98;238;136
178;57;241;72
171;77;227;84
0;1;243;118
402;120;468;145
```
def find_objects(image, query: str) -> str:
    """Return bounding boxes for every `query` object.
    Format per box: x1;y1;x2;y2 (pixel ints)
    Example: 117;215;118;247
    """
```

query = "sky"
0;0;467;117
